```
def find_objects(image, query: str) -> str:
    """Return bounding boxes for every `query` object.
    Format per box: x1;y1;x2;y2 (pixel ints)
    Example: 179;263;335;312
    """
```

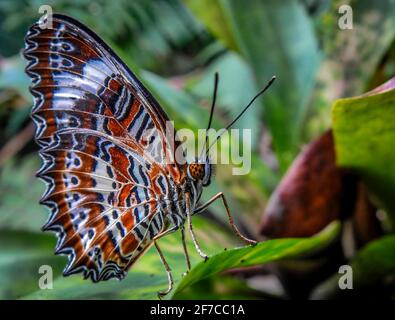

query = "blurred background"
0;0;395;299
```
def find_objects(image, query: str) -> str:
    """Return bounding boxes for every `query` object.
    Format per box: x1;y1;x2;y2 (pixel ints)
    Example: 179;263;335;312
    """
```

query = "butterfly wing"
24;14;184;281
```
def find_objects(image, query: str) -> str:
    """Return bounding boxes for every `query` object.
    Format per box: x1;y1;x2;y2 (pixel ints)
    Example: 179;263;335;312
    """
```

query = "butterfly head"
187;157;212;187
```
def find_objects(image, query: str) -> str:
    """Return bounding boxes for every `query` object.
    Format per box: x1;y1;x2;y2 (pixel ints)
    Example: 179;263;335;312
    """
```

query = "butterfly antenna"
206;75;276;155
199;72;219;159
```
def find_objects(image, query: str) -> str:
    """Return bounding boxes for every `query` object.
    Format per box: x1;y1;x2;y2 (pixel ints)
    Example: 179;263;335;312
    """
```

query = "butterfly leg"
154;240;173;298
186;193;209;261
181;227;191;271
194;192;257;245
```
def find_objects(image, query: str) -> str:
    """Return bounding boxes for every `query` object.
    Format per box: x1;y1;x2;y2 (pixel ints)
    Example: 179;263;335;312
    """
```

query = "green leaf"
184;0;321;168
352;235;395;286
173;221;341;296
332;77;395;219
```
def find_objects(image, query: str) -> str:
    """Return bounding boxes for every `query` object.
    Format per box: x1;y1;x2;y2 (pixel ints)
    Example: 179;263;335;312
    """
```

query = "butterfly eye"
188;163;205;181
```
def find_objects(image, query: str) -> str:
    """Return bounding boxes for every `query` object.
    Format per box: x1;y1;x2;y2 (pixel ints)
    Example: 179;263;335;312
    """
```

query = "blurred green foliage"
0;0;395;300
185;0;321;169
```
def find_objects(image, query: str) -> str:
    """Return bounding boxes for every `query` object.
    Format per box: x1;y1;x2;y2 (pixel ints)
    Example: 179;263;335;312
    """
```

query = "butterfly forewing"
24;15;185;281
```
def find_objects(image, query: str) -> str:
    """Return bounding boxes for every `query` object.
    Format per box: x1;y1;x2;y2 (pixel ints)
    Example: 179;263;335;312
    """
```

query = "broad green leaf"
173;221;340;296
332;77;395;219
352;235;395;286
184;0;321;169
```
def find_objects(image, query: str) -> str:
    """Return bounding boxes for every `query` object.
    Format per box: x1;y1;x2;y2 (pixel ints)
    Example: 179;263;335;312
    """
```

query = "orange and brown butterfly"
24;13;275;297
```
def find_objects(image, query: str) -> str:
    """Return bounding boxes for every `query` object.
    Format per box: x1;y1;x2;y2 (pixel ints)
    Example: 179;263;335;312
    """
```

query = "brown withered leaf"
259;130;356;238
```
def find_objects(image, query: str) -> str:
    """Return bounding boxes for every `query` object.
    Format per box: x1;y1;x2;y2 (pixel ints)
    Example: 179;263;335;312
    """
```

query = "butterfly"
24;14;275;297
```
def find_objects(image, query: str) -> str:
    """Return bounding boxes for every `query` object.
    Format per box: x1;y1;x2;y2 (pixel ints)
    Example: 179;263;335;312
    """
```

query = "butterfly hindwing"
24;14;181;281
